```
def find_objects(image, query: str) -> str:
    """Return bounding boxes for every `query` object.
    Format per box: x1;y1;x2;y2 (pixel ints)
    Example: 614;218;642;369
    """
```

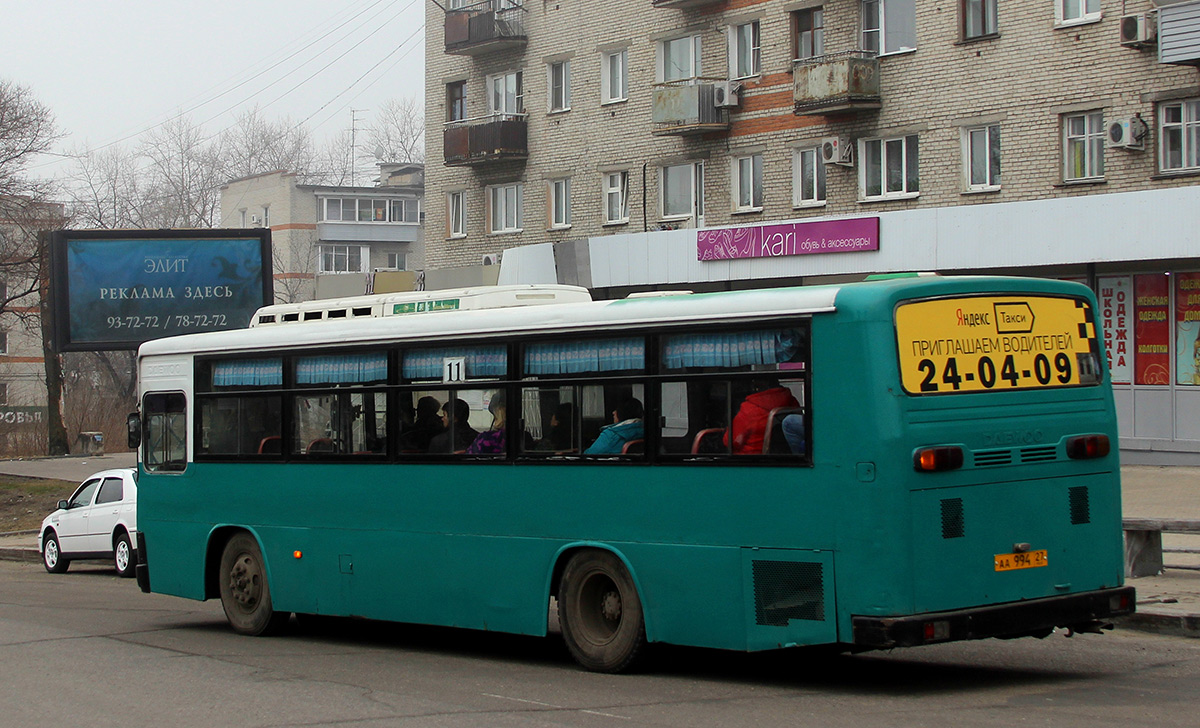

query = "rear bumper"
852;586;1136;648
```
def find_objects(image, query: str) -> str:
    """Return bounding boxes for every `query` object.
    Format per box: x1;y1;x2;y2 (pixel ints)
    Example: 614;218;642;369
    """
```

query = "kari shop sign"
697;217;879;261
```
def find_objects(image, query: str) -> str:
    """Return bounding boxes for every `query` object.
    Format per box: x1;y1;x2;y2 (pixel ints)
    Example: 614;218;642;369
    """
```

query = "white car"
39;468;138;577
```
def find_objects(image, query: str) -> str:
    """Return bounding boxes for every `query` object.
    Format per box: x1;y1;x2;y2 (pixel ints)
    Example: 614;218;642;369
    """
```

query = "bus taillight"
913;446;964;472
1066;434;1110;460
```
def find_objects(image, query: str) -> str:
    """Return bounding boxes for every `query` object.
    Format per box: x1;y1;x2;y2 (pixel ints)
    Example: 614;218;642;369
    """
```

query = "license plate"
994;549;1048;572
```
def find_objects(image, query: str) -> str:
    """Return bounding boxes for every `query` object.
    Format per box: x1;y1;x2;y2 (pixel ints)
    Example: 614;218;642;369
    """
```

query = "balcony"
443;114;528;166
651;80;731;136
444;0;526;56
793;51;882;116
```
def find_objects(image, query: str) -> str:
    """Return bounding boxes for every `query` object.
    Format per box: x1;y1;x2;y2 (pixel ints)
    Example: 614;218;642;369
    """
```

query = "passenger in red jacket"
725;380;800;454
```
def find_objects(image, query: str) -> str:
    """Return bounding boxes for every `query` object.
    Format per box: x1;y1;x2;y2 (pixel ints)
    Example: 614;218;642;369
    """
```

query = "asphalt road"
3;559;1199;728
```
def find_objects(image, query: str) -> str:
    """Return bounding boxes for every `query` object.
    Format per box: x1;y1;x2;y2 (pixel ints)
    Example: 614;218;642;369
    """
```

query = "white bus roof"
139;284;841;358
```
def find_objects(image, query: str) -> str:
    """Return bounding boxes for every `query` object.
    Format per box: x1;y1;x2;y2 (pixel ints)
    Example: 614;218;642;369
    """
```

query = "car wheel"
114;532;135;578
558;549;646;673
42;531;70;574
218;532;288;636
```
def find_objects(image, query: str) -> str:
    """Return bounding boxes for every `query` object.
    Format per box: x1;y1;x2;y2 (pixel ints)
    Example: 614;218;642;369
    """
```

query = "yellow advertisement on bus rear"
895;295;1102;394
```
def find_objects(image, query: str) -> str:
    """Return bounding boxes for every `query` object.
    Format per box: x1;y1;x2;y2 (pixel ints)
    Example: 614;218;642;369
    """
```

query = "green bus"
131;275;1134;672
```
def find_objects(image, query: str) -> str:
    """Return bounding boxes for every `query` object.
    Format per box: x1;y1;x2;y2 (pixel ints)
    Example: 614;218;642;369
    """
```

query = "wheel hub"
601;590;622;623
229;554;261;608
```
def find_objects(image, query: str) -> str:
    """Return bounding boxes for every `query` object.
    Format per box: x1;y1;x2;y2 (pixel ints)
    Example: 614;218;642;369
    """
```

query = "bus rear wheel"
218;533;288;636
558;550;646;673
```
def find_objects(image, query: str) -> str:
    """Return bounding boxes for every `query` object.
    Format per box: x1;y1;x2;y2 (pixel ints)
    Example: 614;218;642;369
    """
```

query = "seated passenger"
400;396;445;452
466;392;507;454
725;379;800;455
428;398;479;453
535;402;576;452
585;398;645;455
782;413;806;454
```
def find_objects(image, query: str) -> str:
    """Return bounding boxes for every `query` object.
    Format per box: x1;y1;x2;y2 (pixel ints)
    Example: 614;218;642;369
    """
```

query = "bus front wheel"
218;533;288;636
558;550;646;673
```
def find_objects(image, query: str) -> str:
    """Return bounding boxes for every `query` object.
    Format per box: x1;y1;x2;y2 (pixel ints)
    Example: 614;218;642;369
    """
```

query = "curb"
1116;611;1200;639
0;547;40;564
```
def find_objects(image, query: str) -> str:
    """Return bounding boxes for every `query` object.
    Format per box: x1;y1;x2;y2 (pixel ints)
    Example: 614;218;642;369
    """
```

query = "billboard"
50;229;273;351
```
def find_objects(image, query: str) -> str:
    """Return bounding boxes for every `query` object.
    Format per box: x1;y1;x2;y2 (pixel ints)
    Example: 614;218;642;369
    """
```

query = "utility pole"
350;108;368;187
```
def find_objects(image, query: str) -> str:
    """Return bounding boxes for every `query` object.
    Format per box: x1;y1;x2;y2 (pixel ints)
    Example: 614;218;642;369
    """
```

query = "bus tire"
218;532;288;636
558;550;646;673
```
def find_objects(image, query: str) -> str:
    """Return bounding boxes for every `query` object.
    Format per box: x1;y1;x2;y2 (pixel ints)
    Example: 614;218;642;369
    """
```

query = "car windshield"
68;480;100;508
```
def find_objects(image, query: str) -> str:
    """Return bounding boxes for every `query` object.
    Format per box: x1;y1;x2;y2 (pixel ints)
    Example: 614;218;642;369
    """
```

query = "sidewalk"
1;457;1196;637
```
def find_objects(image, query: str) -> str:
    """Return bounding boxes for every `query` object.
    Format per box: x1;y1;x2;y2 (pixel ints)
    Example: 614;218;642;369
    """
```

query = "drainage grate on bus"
1069;486;1091;524
751;560;825;626
941;498;965;539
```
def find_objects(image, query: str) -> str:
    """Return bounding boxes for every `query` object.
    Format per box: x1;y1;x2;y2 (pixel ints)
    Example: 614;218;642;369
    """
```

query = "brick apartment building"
423;0;1200;457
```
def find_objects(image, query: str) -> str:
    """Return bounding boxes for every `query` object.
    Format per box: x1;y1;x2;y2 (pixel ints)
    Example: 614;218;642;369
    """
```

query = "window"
732;154;764;211
447;80;466;122
143;392;187;472
1160;99;1200;173
489;183;523;233
962;0;997;39
548;60;571;112
319;244;369;274
0;382;6;405
390;198;419;223
448;191;466;237
661;34;702;82
1063;111;1104;181
549;178;571;229
1058;0;1100;24
239;209;247;227
602;49;628;103
862;0;917;55
386;252;406;271
793;147;827;206
0;330;7;355
731;21;761;79
861;134;919;199
488;71;524;115
794;8;825;60
658;326;809;459
261;206;270;228
964;124;1001;190
661;162;704;220
604;171;630;224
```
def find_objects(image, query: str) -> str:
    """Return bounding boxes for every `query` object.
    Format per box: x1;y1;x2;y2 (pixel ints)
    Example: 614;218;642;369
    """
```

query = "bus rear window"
895;294;1102;395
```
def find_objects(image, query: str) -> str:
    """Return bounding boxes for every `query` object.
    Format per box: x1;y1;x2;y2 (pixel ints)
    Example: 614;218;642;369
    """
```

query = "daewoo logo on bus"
983;429;1045;446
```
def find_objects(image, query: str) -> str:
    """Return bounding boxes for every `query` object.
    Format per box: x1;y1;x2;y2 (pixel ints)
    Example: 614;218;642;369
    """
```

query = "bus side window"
144;392;187;472
658;381;731;456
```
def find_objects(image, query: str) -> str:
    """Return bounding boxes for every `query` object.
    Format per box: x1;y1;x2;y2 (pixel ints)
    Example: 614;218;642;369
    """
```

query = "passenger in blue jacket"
585;398;645;454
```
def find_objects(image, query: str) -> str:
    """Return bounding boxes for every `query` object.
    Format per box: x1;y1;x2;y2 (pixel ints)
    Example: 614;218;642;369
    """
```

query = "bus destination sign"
895;295;1102;394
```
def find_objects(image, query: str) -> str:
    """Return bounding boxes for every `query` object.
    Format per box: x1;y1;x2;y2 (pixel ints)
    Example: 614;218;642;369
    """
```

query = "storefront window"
1098;277;1132;384
1134;274;1170;385
1176;272;1200;385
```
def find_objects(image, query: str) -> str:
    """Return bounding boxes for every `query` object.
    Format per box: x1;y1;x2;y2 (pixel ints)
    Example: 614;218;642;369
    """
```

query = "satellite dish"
374;145;386;160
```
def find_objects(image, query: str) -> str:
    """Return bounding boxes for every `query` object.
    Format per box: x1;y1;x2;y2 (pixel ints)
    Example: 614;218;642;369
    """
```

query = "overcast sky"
7;0;425;177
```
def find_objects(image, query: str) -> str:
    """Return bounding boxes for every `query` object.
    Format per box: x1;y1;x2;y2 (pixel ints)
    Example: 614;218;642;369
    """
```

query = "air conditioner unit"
1120;12;1156;47
713;81;741;108
481;253;501;266
1107;117;1147;150
820;136;853;166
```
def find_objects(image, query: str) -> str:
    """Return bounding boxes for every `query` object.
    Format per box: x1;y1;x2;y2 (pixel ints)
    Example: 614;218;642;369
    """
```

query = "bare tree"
63;143;147;229
137;115;226;228
220;106;315;181
307;128;356;186
368;97;424;164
